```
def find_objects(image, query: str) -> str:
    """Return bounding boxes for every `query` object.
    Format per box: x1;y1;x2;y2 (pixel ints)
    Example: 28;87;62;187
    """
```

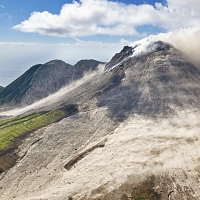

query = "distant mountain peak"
0;59;103;107
44;59;67;65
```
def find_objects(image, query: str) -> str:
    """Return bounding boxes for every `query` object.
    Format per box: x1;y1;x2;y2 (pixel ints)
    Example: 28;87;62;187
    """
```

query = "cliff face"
0;59;104;107
104;45;133;71
0;41;200;200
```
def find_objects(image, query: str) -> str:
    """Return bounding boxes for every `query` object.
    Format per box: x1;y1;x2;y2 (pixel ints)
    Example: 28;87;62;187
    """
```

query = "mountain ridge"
0;59;104;108
0;64;42;106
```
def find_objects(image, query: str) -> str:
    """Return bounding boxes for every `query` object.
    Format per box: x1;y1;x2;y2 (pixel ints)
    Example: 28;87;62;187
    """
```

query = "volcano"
0;40;200;200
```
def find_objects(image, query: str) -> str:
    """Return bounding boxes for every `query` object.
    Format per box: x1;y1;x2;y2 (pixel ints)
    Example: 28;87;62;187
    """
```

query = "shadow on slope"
97;42;200;121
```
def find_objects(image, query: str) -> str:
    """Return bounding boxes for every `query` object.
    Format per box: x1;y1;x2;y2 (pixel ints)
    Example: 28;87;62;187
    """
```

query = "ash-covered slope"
0;59;103;107
0;41;200;200
101;41;200;120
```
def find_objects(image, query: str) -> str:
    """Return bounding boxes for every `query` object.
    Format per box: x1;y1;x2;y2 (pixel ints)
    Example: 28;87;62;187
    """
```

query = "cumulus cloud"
13;0;200;37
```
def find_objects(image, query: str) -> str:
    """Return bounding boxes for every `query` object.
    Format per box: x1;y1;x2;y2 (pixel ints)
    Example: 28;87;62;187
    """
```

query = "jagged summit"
105;45;133;70
105;40;172;71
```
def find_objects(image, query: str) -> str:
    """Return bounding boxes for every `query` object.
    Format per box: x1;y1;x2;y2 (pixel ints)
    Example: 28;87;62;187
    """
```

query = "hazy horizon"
1;0;200;86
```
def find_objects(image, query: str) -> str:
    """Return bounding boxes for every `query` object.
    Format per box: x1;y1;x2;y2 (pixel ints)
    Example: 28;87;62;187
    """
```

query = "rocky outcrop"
64;140;106;170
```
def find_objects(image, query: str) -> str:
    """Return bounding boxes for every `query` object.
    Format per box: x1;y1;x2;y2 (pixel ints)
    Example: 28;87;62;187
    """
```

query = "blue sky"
0;0;165;43
0;0;200;86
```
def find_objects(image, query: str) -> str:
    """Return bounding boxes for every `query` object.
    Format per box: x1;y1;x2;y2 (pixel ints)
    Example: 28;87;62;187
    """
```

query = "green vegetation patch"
0;104;78;150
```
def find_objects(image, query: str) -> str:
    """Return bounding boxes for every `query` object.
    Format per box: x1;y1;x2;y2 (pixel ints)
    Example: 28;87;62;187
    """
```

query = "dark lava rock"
105;46;133;71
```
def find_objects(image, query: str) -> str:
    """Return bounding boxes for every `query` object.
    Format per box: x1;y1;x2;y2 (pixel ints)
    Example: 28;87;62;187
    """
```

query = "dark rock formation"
0;104;78;173
64;139;106;170
105;45;133;71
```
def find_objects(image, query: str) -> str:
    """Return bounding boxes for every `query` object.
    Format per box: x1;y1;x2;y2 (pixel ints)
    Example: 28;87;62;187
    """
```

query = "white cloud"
13;0;200;37
0;5;5;8
158;27;200;68
154;0;200;30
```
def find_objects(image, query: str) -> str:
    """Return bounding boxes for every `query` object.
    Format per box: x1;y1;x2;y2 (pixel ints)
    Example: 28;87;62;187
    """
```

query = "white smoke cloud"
13;0;200;37
126;27;200;69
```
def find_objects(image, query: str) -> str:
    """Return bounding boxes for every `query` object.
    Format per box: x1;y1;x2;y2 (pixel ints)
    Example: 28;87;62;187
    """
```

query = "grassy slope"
0;104;78;150
0;64;42;106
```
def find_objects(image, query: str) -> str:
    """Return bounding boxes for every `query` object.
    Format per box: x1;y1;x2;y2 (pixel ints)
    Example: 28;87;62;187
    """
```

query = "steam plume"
159;28;200;68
